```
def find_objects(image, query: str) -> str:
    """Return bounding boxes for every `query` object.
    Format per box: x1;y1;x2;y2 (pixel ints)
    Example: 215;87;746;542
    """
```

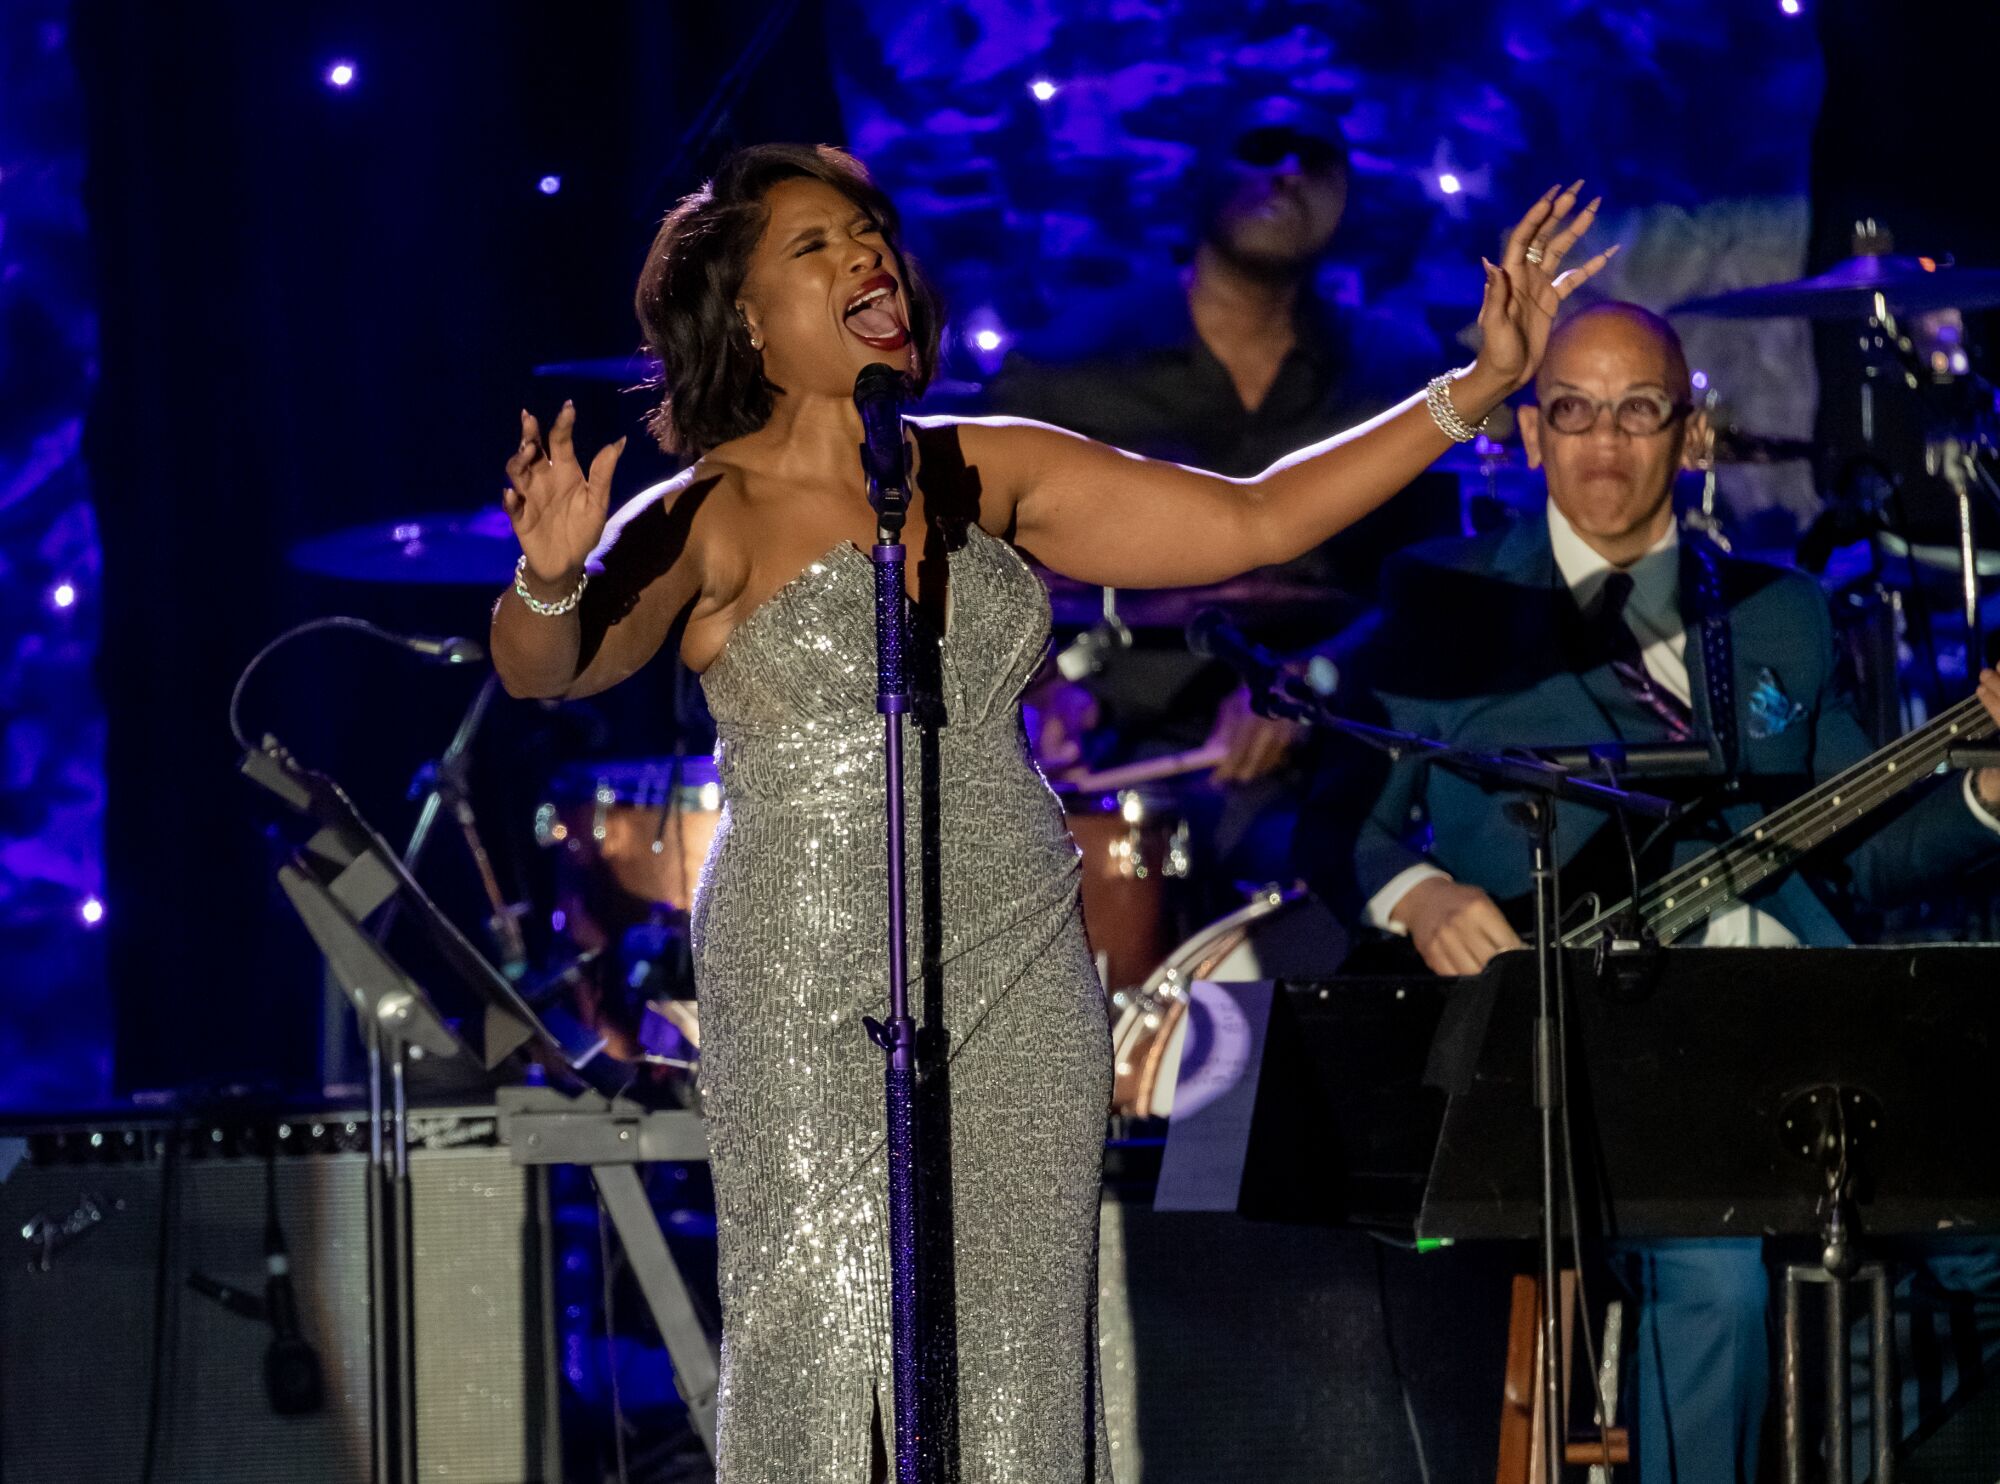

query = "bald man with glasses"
1306;300;2000;1481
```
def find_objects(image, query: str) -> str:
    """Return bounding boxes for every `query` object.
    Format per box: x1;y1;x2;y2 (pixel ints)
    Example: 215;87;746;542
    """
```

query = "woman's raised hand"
1470;181;1618;394
503;402;626;584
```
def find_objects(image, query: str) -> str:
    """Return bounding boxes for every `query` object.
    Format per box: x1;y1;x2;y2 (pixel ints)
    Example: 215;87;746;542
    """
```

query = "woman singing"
490;143;1609;1483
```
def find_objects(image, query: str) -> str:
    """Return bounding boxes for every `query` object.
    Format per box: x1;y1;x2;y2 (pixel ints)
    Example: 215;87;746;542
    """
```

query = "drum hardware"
1669;246;2000;321
1052;583;1133;679
385;672;530;981
1675;222;2000;682
538;756;717;1065
1059;783;1193;992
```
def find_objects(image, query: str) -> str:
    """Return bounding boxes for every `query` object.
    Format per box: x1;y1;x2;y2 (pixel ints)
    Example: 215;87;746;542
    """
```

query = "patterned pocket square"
1747;667;1807;740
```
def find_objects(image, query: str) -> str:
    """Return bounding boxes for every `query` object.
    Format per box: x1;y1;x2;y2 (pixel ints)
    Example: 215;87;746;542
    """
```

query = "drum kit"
289;231;2000;1103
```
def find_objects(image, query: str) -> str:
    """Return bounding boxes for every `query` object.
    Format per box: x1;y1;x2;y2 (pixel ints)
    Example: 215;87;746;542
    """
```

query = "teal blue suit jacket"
1341;513;1997;945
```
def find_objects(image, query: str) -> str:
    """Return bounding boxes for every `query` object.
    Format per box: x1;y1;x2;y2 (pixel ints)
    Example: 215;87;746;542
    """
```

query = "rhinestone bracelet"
1424;368;1489;443
513;554;588;616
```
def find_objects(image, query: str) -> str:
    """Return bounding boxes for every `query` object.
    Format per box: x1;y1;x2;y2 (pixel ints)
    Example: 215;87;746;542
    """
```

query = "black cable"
1368;1234;1433;1484
139;1119;184;1484
227;615;481;752
1603;762;1648;943
1550;855;1618;1471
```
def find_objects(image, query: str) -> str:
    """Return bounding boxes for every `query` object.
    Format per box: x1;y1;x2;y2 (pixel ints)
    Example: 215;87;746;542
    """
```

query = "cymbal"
1672;253;2000;319
1034;568;1341;629
533;353;661;383
289;508;518;584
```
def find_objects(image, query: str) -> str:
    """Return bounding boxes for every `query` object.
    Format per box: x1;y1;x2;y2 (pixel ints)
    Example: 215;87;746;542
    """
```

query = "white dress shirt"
1368;498;2000;943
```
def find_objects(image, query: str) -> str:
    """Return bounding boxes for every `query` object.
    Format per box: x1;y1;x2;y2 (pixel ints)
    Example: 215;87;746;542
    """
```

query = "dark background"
0;0;1988;1099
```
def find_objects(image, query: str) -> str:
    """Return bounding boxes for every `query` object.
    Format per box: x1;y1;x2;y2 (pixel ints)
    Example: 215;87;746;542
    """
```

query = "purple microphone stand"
855;364;923;1484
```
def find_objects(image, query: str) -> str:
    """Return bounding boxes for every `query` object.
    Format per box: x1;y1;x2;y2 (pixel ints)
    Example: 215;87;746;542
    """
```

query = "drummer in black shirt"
988;95;1456;890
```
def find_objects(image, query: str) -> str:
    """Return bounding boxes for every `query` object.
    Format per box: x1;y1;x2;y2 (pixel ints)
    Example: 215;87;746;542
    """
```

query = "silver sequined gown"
692;523;1114;1483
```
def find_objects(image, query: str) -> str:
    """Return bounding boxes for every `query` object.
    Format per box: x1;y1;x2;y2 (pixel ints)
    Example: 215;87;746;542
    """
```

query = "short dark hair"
634;143;945;456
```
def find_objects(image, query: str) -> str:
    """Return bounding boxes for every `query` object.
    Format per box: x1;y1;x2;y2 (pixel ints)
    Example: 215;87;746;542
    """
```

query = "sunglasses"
1233;126;1344;175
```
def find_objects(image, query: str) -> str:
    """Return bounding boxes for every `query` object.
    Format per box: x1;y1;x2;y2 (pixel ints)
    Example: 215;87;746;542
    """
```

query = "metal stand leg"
1870;1264;1897;1484
367;1023;394;1484
1781;1261;1898;1484
1828;1265;1850;1484
593;1164;719;1458
365;1024;417;1484
1783;1267;1805;1484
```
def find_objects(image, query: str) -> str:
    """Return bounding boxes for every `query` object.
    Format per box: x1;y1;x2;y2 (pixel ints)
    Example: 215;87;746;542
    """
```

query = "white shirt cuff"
1964;770;2000;835
1366;863;1452;934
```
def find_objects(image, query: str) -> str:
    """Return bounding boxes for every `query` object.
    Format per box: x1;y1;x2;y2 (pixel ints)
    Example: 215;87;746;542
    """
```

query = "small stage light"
973;329;1003;352
51;581;76;610
80;896;105;927
324;60;357;89
538;175;562;195
1438;172;1463;196
1029;79;1058;103
1780;0;1802;13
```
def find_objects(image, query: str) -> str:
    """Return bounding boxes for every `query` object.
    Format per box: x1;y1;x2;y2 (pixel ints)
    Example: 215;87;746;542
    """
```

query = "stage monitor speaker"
1095;1201;1513;1484
0;1106;558;1484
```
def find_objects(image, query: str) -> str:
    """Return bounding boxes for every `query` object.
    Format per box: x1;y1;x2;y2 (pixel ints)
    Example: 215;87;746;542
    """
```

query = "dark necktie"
1594;570;1696;741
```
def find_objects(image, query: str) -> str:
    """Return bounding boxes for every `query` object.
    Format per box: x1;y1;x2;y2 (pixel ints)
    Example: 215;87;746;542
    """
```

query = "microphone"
262;1152;324;1415
853;363;912;515
1054;618;1133;680
393;632;485;664
1186;609;1339;697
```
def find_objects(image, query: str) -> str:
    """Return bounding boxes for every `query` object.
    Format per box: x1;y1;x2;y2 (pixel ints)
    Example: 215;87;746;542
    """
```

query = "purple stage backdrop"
0;1;107;1108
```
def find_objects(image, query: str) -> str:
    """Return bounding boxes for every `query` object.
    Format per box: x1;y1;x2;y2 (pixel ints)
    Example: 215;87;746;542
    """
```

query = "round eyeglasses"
1539;391;1692;436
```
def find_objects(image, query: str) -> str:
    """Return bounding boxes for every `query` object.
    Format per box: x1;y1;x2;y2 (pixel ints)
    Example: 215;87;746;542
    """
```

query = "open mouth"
842;273;910;351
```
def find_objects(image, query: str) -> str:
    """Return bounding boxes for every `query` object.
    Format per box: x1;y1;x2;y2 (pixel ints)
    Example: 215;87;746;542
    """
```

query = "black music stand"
243;740;632;1484
1420;944;2000;1483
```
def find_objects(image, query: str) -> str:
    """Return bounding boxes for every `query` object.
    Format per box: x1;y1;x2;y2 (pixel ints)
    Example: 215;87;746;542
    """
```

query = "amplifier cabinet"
0;1107;558;1483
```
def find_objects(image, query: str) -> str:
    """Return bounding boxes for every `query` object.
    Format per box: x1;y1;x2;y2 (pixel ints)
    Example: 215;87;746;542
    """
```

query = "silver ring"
1524;244;1547;266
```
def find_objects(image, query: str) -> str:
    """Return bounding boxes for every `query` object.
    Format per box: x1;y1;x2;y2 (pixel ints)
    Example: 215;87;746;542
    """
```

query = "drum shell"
1110;888;1347;1118
1060;786;1189;992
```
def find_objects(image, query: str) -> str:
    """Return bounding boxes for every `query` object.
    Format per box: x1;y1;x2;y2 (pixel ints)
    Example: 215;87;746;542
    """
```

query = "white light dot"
325;60;357;88
538;174;562;196
51;581;76;609
1691;370;1709;390
1029;79;1058;103
1438;172;1463;196
973;329;1002;352
80;896;105;926
1779;0;1801;13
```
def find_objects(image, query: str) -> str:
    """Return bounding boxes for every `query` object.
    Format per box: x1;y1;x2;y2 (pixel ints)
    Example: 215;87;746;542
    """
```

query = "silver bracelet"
1424;368;1489;443
513;554;588;616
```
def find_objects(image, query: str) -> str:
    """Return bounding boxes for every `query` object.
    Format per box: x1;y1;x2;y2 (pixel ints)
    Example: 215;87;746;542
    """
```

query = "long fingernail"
563;398;574;411
1587;196;1603;211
